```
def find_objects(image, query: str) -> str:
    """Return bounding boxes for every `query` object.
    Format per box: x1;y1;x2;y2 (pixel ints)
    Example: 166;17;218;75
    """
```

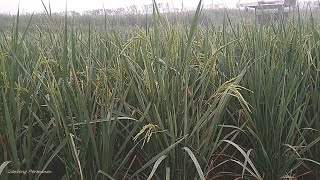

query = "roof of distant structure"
237;0;296;9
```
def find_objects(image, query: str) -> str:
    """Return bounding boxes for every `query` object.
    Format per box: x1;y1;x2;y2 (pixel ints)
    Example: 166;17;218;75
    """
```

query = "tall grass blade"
182;147;205;180
0;161;11;175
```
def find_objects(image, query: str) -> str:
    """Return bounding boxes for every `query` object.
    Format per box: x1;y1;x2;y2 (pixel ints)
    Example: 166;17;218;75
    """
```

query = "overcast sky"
0;0;316;14
0;0;241;14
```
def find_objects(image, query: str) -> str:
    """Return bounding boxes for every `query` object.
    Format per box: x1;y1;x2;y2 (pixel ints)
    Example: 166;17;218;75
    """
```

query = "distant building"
237;0;297;22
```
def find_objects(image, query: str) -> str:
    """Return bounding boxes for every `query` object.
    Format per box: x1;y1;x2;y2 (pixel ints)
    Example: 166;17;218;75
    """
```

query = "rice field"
0;1;320;180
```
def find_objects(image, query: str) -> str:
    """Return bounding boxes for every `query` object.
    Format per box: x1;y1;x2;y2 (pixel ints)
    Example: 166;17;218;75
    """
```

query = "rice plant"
0;1;319;180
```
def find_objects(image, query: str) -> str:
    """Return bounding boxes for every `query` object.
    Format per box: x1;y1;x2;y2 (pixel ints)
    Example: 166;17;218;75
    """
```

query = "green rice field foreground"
1;2;320;180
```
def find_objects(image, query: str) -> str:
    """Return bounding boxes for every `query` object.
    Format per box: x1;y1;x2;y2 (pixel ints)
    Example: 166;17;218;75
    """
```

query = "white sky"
0;0;238;14
0;0;317;14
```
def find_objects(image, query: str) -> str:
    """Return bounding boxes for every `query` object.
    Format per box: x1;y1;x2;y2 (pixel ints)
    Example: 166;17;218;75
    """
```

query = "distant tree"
104;9;113;15
165;3;171;12
143;4;151;14
70;11;80;16
92;9;100;15
129;5;138;14
307;1;311;7
115;8;125;15
157;3;163;12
